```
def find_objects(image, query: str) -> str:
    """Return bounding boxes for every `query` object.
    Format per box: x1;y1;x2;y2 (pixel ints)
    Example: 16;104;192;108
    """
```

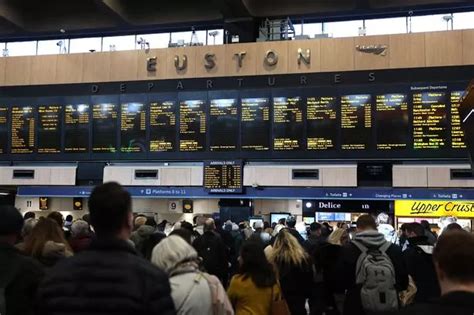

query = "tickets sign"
395;200;474;218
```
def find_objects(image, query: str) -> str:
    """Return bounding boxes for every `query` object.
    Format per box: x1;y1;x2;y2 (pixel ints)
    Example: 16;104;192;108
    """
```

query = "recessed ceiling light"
60;29;66;33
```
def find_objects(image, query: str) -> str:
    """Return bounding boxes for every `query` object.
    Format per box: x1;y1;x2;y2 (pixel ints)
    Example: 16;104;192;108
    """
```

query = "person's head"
433;231;474;294
180;221;194;233
376;213;390;225
23;217;71;257
286;216;296;228
356;215;377;232
399;223;409;236
224;220;233;232
270;229;309;267
445;223;464;232
24;211;36;220
47;211;64;227
328;228;349;246
420;220;431;231
239;240;276;288
0;206;24;244
22;218;39;239
145;217;157;228
151;235;199;275
82;213;91;224
71;219;90;238
263;221;270;230
253;220;264;232
169;228;193;244
405;222;425;238
203;218;216;233
309;222;322;237
278;218;286;226
271;222;277;229
214;218;223;231
134;216;147;230
65;215;73;223
88;182;132;239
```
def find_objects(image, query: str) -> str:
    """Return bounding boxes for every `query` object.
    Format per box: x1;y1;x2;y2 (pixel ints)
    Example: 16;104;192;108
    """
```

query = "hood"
137;225;156;237
41;241;72;259
417;245;434;254
354;230;387;248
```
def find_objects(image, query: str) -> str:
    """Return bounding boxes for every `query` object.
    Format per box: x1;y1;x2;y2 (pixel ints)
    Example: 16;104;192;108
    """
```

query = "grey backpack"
353;240;399;313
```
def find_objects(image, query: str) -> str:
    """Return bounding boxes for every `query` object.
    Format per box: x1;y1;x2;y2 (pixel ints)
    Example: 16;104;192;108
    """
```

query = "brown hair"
433;231;474;284
356;214;377;230
23;217;72;258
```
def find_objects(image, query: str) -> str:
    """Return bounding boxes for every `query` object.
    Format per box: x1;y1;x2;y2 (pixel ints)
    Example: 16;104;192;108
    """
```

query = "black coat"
193;231;229;284
336;241;408;315
36;238;175;315
402;236;440;303
392;292;474;315
0;242;44;315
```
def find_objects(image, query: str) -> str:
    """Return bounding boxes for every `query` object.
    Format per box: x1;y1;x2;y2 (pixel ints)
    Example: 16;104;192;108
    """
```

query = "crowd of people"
0;182;473;315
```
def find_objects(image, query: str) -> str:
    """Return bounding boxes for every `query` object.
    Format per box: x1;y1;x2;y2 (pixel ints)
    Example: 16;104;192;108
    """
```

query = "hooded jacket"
37;240;73;268
130;225;155;249
336;230;408;315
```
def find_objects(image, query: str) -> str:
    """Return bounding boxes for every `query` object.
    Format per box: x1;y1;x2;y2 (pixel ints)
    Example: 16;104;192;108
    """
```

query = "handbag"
271;283;291;315
399;275;417;307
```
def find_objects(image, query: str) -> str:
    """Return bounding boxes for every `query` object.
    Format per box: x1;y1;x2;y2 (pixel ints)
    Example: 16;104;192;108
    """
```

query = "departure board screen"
307;96;337;150
341;94;372;150
179;100;206;152
0;106;8;154
11;106;35;154
375;94;409;150
209;99;238;151
204;160;243;193
64;104;89;153
451;91;466;149
92;103;118;153
412;89;448;150
38;105;62;154
241;98;270;151
120;102;146;153
150;101;176;152
273;96;304;150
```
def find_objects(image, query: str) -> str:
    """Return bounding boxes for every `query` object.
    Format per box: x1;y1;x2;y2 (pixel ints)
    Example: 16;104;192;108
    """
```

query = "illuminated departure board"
273;96;304;150
121;103;146;153
204;160;243;193
341;94;372;150
375;94;409;150
92;103;118;153
38;105;62;154
64;104;89;153
209;99;238;151
11;106;35;154
150;101;176;152
0;106;8;154
451;91;466;149
241;98;270;151
179;100;206;152
412;90;448;150
307;96;337;150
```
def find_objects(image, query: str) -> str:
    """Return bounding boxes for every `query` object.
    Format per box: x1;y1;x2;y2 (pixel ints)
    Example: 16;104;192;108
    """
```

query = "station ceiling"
0;0;472;40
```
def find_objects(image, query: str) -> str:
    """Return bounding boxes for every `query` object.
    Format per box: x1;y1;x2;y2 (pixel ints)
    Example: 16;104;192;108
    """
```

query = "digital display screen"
0;106;8;154
38;105;62;154
451;91;466;149
179;100;206;152
64;104;89;153
92;103;118;153
120;102;146;153
307;96;337;150
150;100;176;152
241;98;270;151
204;160;243;193
11;106;35;154
273;96;304;151
209;99;239;151
375;94;409;150
341;94;372;150
412;89;448;150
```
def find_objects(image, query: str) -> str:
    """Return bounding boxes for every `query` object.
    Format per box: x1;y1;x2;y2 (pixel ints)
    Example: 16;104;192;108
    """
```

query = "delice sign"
303;200;392;215
395;200;474;218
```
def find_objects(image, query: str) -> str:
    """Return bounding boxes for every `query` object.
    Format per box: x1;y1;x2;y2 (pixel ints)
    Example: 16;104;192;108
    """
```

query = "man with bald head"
193;218;230;286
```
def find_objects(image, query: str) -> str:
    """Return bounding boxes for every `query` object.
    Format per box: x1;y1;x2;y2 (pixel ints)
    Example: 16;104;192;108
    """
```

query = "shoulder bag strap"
352;240;368;254
379;241;392;253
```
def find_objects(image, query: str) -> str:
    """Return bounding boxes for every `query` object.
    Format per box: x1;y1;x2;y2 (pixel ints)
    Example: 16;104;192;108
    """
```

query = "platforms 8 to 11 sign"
204;160;243;193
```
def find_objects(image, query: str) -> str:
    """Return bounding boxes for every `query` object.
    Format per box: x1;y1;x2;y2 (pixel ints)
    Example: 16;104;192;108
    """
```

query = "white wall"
253;199;302;221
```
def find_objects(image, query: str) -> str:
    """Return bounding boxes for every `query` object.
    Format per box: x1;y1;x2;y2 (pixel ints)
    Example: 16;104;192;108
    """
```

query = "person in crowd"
228;240;281;315
398;223;410;251
133;215;147;231
64;214;73;230
336;214;408;315
152;235;233;315
263;221;270;230
22;217;73;268
420;220;437;245
225;221;243;275
82;213;91;225
402;222;440;303
215;218;235;264
23;211;36;220
69;219;93;253
376;213;397;243
193;215;205;236
47;211;64;228
444;222;464;232
321;222;334;239
269;229;313;315
394;231;474;314
249;220;271;246
0;206;44;315
169;227;193;244
15;217;38;252
285;215;305;246
193;218;230;285
130;216;165;259
240;221;253;240
306;222;324;255
36;182;175;314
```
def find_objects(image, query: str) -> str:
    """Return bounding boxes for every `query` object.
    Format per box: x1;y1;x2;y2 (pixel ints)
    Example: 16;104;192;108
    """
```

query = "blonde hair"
269;229;309;267
151;235;198;274
327;228;348;246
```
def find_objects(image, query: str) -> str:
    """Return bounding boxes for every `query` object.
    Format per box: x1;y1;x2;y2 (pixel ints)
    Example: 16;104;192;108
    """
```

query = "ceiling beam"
94;0;131;26
0;1;26;31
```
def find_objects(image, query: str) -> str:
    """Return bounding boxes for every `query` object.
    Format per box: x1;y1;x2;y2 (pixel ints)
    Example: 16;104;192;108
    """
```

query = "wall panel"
224;43;257;76
354;35;390;70
82;52;111;83
56;53;84;84
0;58;6;86
5;56;31;86
110;50;138;82
462;29;474;65
165;47;197;79
287;39;321;74
389;33;425;69
320;37;355;72
136;48;167;80
30;55;58;85
195;45;226;78
256;41;289;75
425;31;463;67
